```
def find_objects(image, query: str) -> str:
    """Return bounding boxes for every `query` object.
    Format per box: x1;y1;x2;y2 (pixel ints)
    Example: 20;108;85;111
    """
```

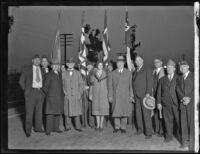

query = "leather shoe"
134;131;143;135
113;129;120;133
25;133;31;137
164;138;173;143
121;129;126;134
157;133;163;137
65;128;71;132
145;135;152;139
46;132;51;136
55;130;63;133
75;128;83;132
35;130;45;133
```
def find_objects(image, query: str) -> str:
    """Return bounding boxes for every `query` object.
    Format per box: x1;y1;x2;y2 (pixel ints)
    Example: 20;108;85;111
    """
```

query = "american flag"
78;11;87;76
102;10;111;62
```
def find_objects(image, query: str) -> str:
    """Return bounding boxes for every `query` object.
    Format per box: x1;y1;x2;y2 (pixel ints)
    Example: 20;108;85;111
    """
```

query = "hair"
135;55;144;60
95;61;104;68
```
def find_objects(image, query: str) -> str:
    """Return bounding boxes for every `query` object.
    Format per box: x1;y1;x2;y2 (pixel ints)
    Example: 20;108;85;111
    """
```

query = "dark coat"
132;66;153;98
19;65;45;98
108;68;133;117
42;71;64;115
176;72;194;110
157;74;178;106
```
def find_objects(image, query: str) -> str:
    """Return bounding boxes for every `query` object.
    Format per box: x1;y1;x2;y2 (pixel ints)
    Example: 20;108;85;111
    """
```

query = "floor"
7;115;188;151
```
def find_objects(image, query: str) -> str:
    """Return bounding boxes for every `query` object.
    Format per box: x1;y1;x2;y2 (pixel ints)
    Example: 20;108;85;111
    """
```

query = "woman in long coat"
90;61;109;131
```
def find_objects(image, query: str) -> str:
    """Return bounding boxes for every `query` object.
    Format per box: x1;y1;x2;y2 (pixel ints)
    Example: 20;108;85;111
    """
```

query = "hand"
182;97;191;106
108;97;113;103
157;104;162;110
129;97;135;103
89;95;92;101
146;93;150;97
84;86;89;90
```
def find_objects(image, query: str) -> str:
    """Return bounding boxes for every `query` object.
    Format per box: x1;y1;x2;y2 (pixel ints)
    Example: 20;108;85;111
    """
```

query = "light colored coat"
62;69;84;117
90;70;109;115
108;68;133;117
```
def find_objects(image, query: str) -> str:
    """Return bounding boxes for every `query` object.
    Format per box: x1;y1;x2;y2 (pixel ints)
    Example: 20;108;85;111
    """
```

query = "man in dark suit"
42;59;64;136
41;55;50;75
152;57;165;137
132;55;153;139
19;54;45;137
176;61;194;151
157;59;180;142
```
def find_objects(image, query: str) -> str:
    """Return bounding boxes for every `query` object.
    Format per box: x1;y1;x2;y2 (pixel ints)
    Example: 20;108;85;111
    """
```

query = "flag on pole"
125;9;132;48
78;11;87;76
51;10;62;63
102;9;111;62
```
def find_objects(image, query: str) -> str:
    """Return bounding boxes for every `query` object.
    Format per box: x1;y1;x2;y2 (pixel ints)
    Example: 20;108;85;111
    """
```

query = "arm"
19;68;26;90
156;79;162;105
62;72;67;96
42;74;51;95
129;72;134;98
126;47;132;71
146;68;153;96
108;72;113;102
176;77;185;101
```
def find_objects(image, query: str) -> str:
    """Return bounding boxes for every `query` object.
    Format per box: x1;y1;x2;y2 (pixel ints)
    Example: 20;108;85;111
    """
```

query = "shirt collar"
168;73;174;79
184;71;190;79
156;67;162;74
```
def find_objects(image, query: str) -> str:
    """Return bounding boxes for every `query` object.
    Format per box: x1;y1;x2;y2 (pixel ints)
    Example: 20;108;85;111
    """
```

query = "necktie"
36;67;40;83
169;75;172;81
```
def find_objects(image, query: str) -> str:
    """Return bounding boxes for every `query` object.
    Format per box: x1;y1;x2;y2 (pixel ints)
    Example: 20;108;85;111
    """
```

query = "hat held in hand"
143;95;155;110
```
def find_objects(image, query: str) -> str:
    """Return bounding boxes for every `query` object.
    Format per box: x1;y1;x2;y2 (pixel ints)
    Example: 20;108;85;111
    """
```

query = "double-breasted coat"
62;69;84;117
90;70;109;115
108;68;133;117
42;71;64;115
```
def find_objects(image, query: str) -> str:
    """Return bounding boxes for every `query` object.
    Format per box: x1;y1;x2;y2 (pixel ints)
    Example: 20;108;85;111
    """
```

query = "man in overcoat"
132;55;154;139
176;61;194;151
19;54;45;137
62;57;84;132
157;59;180;142
42;59;64;135
108;56;134;134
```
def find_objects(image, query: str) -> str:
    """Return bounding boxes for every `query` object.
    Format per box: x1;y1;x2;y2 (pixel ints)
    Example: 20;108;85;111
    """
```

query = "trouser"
46;114;61;133
81;91;88;127
114;117;128;130
153;108;164;134
65;115;82;130
135;97;153;136
25;89;44;135
180;103;194;148
128;103;135;129
163;103;180;140
88;101;95;127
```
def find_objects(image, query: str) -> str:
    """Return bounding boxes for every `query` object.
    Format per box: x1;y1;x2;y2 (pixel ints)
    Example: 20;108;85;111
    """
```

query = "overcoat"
62;69;84;117
108;68;133;117
42;71;64;115
91;70;109;115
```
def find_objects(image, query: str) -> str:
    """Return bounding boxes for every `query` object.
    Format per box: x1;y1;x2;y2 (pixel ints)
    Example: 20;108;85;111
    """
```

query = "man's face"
51;64;60;71
108;65;113;72
117;61;124;69
97;63;103;70
41;58;48;68
87;64;93;72
166;65;176;75
154;59;162;68
67;63;75;69
32;58;41;66
135;57;143;68
180;65;189;74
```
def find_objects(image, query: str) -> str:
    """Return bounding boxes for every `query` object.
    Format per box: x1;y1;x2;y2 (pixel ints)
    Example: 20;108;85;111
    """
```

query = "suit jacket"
19;65;44;98
153;67;165;97
132;65;153;98
108;68;133;117
157;74;178;106
176;72;194;110
42;71;64;114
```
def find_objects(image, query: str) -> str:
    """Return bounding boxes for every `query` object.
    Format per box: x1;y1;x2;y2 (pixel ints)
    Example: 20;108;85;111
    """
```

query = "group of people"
19;53;194;151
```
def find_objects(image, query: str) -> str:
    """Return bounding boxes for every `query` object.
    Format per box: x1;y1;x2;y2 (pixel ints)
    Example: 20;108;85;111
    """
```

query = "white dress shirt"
183;71;190;80
32;65;42;88
156;67;162;75
168;73;174;81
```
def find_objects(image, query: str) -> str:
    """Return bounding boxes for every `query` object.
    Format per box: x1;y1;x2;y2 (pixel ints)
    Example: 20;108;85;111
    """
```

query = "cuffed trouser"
180;103;194;149
46;114;60;133
114;117;128;130
153;108;164;134
135;97;153;136
25;89;44;135
65;115;81;130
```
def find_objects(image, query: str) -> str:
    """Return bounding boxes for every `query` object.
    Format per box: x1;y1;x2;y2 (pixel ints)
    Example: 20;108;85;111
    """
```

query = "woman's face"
98;63;103;70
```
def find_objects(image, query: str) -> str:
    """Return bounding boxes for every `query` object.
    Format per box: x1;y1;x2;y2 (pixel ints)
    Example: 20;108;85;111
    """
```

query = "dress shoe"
113;129;120;133
157;133;163;137
145;135;152;139
55;129;63;133
99;128;104;132
134;131;143;135
46;132;51;136
164;138;173;143
25;133;31;137
34;130;45;133
75;128;83;132
121;129;126;134
65;128;71;132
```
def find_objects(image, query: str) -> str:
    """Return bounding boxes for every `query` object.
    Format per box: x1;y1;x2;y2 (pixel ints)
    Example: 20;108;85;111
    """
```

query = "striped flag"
102;10;111;62
51;11;62;63
125;9;132;48
78;11;87;76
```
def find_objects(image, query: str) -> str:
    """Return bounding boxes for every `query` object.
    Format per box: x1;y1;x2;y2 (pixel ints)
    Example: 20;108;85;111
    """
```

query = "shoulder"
124;68;132;75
